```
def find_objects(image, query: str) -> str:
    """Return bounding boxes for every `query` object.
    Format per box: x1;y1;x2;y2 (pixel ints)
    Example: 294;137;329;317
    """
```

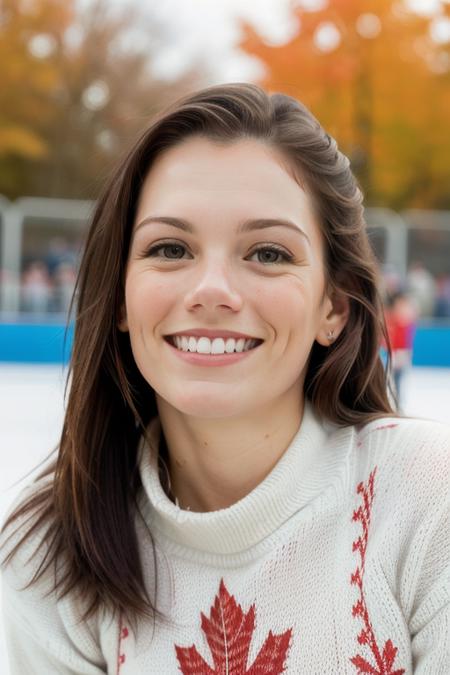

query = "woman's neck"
155;395;305;513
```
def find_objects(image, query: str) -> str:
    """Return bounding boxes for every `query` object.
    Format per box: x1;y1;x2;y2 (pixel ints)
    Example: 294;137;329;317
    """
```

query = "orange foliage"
0;0;202;199
239;1;450;209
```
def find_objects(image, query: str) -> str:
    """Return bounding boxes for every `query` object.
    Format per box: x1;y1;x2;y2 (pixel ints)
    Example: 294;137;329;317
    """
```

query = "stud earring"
326;329;335;342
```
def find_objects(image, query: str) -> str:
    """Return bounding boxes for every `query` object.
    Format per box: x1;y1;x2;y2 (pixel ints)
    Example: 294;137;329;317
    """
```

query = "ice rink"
0;363;449;673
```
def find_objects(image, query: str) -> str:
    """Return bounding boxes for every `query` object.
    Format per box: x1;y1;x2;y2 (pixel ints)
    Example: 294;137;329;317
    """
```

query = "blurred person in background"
384;290;417;407
406;260;436;318
380;263;404;302
1;84;449;674
20;260;53;314
53;261;77;315
45;236;79;276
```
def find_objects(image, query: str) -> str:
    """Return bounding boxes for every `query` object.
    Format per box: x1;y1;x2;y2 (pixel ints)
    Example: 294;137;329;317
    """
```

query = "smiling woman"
1;84;449;674
118;135;349;465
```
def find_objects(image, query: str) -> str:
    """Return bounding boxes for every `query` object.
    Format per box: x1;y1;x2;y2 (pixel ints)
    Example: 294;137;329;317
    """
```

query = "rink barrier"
0;319;73;363
0;319;449;366
411;322;450;367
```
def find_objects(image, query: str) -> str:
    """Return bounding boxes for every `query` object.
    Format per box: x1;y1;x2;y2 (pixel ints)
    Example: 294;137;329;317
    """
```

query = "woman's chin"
158;392;252;420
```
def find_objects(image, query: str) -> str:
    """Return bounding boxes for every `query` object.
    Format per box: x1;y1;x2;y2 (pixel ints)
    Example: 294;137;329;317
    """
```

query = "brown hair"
1;82;394;631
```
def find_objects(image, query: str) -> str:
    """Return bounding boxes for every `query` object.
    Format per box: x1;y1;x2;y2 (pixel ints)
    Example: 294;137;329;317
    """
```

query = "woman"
2;83;449;674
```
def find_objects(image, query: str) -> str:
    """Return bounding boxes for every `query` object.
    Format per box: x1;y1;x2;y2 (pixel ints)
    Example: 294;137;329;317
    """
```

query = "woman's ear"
315;288;350;347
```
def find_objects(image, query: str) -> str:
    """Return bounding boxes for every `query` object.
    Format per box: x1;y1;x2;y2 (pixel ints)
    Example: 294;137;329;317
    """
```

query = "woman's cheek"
126;275;172;325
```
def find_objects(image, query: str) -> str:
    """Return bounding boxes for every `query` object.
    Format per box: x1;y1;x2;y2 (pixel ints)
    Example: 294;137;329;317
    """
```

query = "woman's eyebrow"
133;216;310;244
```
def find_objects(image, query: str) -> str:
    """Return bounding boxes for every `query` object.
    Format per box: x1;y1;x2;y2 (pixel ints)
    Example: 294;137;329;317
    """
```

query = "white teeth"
211;338;225;354
235;338;245;353
225;338;235;353
197;337;212;354
171;335;258;354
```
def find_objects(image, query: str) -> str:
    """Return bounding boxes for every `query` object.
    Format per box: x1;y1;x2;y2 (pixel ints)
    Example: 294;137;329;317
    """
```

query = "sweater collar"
137;401;353;555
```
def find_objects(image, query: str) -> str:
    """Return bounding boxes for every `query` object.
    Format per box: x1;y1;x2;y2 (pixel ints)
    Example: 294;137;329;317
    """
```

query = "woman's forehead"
135;137;316;227
150;137;291;185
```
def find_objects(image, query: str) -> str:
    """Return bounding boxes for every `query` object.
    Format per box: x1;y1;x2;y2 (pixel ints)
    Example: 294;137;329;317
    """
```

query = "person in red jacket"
384;291;417;406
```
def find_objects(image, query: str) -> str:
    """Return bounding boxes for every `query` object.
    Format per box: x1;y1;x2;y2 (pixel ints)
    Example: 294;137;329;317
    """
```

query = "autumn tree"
0;0;204;199
240;0;450;209
0;0;74;195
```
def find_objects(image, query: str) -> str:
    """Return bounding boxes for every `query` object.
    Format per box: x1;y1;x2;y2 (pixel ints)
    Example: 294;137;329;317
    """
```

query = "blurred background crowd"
0;0;449;344
7;248;450;319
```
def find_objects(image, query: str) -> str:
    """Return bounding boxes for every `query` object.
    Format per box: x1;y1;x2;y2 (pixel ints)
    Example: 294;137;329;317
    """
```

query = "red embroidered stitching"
372;424;398;432
349;467;405;674
357;423;399;448
174;578;292;674
116;612;129;674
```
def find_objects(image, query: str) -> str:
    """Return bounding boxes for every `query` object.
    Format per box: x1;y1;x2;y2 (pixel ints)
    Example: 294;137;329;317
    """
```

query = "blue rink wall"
0;321;74;364
0;320;449;366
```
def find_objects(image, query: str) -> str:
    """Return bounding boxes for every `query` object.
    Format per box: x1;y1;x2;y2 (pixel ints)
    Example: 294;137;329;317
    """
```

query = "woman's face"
120;136;344;419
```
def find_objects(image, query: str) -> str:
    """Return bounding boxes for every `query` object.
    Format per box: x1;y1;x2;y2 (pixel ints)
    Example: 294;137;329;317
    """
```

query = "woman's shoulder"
351;414;450;517
1;474;109;673
1;470;56;586
354;413;450;460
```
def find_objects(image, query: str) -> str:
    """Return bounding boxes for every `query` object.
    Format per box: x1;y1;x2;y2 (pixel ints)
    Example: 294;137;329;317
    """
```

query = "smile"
165;335;263;355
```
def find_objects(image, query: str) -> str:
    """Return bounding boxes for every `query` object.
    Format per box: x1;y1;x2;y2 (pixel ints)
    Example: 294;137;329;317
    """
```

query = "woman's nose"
183;260;243;312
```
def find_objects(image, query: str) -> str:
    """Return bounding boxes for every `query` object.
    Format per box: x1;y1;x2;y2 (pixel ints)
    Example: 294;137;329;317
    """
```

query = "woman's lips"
164;336;263;367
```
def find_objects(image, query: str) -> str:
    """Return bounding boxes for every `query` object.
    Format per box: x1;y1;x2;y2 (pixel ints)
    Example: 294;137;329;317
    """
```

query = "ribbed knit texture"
2;402;450;674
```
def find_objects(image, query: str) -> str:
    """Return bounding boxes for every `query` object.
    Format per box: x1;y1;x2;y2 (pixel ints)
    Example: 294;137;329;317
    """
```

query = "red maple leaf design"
116;614;129;674
175;578;293;674
349;467;405;675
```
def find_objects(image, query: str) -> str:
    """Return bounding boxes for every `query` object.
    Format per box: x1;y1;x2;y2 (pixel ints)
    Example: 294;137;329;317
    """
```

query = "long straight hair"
1;82;395;631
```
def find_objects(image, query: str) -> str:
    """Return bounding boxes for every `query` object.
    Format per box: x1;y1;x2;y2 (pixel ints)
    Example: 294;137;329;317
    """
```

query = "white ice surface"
0;364;449;674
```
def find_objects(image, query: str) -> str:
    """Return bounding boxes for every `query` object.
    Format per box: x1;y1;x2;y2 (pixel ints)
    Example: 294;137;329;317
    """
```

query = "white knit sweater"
2;402;450;674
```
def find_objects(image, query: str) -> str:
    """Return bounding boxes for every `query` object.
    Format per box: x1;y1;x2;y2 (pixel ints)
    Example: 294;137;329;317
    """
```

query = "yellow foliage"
0;127;48;159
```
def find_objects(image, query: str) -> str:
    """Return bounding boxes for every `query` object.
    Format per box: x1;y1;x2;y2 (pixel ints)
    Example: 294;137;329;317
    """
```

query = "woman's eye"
143;243;189;259
141;242;293;264
248;245;294;265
